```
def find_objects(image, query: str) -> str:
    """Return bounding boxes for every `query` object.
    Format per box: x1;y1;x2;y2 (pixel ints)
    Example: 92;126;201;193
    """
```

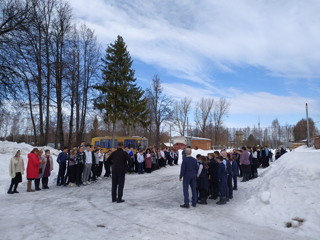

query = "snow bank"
0;140;60;156
243;146;320;237
0;141;60;193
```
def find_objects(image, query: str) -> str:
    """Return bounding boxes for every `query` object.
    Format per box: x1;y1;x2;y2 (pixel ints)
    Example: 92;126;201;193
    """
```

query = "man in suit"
107;142;130;203
179;148;198;208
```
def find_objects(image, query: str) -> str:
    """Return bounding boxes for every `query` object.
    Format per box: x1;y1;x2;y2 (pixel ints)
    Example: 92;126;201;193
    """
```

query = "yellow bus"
91;136;148;153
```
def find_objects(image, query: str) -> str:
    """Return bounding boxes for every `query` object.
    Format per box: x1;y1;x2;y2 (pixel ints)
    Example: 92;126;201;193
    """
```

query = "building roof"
163;142;173;147
171;136;211;141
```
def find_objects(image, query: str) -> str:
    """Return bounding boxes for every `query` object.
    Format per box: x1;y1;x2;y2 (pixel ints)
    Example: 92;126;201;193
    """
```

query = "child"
216;156;227;205
208;153;218;200
137;150;144;174
197;156;209;204
231;155;239;190
226;153;234;199
174;150;178;165
68;149;77;187
128;148;134;174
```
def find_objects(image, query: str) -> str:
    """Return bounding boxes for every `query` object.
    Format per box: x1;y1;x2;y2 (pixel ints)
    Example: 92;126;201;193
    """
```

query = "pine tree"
123;84;150;136
94;35;148;145
91;116;98;139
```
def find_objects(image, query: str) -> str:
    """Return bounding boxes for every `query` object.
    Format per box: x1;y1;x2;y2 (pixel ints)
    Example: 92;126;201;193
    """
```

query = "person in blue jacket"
56;147;69;186
216;156;228;205
179;148;198;208
221;151;232;201
231;155;239;190
182;148;186;159
226;153;234;199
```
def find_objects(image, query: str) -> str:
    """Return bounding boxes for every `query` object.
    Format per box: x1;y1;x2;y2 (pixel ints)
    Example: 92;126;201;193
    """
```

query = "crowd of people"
7;142;180;194
179;145;286;208
7;141;287;205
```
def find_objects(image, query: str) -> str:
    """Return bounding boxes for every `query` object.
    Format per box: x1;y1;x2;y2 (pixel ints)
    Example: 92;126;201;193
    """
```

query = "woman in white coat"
8;150;25;194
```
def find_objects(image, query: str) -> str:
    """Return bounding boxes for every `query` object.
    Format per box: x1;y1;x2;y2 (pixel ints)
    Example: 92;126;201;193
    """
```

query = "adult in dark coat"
262;146;269;168
197;156;209;204
208;153;219;200
216;156;228;205
107;142;130;203
280;147;286;156
226;155;233;199
179;148;198;208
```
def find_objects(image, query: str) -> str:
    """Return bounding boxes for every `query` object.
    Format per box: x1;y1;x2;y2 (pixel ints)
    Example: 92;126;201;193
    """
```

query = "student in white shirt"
83;145;93;185
137;150;144;174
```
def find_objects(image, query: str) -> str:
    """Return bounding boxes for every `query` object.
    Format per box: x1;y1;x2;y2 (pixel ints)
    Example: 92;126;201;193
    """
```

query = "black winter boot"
198;199;208;205
241;174;247;182
13;183;19;193
43;178;49;189
7;183;14;194
217;197;226;205
35;179;42;191
45;178;50;189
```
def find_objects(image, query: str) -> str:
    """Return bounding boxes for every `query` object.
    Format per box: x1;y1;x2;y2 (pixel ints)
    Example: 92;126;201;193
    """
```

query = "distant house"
171;136;212;150
311;135;320;149
293;139;307;149
163;142;173;148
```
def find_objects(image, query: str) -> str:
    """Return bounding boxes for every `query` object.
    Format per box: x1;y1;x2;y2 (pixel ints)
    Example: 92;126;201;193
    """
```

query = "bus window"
124;139;130;148
132;140;137;149
100;139;110;148
141;140;148;149
124;140;137;149
113;139;117;148
95;141;99;146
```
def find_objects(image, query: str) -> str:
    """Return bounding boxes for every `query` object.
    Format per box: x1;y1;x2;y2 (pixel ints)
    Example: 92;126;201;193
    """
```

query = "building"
171;136;212;150
311;135;320;149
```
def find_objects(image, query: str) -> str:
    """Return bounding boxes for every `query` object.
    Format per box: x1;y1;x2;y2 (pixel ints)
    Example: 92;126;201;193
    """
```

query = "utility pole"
258;115;262;146
169;124;172;149
306;103;310;147
186;117;188;137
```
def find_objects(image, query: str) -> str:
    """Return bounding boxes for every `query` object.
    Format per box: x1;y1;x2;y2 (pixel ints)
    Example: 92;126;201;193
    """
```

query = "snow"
0;141;319;240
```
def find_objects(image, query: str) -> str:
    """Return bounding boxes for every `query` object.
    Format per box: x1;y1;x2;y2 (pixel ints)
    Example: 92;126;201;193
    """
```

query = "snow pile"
0;140;60;156
243;146;320;237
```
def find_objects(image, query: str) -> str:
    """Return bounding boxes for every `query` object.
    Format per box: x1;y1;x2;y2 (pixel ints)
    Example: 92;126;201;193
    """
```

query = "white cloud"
161;82;320;116
68;0;320;128
69;0;320;83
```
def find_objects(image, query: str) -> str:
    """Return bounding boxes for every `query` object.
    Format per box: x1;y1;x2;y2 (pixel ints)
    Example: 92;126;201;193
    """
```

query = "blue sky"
69;0;320;130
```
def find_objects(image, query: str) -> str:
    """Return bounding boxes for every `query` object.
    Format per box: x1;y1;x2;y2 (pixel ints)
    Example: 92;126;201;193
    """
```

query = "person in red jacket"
26;148;40;192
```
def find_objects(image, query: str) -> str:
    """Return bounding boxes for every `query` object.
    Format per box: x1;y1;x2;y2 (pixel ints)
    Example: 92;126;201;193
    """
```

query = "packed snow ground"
0;141;319;240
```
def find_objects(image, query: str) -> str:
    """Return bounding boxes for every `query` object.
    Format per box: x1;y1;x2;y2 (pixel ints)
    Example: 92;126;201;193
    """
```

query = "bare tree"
146;74;173;147
195;97;214;138
51;0;72;148
173;97;192;136
271;118;280;148
0;0;32;100
76;24;100;145
213;97;230;145
10;112;20;141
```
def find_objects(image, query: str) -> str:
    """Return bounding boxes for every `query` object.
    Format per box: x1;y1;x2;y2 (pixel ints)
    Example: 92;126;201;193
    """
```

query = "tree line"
0;0;100;150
